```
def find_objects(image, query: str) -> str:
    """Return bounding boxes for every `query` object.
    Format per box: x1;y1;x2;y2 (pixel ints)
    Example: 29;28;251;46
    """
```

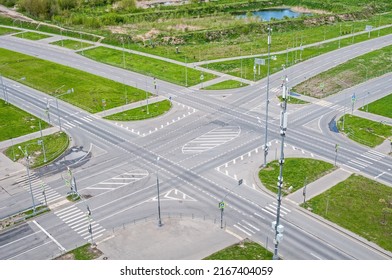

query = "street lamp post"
52;85;74;132
38;120;47;163
185;57;188;87
18;145;36;214
156;157;162;227
263;26;272;167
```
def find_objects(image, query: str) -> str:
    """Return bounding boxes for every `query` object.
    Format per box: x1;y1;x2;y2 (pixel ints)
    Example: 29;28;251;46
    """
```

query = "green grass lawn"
0;100;51;141
0;26;17;35
303;174;392;252
293;45;392;98
104;100;172;121
204;239;272;260
0;48;149;113
337;114;392;147
203;80;247;90
4;131;69;168
259;158;335;195
54;243;103;260
51;39;94;50
360;93;392;119
278;96;309;104
81;46;216;87
13;32;51;40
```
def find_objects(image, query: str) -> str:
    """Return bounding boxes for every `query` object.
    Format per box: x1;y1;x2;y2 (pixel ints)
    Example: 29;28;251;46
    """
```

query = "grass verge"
337;114;392;147
55;243;103;260
13;32;51;40
4;131;69;169
259;158;335;195
0;100;51;141
293;45;392;98
51;39;94;50
104;99;172;121
0;48;149;113
303;174;392;252
81;46;216;87
203;80;247;90
359;93;392;119
278;96;309;104
0;26;17;35
0;205;49;230
204;239;272;260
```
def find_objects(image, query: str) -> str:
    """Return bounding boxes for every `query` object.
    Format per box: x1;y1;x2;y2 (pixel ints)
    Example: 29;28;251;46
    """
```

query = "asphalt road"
0;31;391;260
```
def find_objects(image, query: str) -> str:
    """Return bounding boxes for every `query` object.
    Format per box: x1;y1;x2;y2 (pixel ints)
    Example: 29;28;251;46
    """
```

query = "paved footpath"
96;217;240;260
286;168;352;205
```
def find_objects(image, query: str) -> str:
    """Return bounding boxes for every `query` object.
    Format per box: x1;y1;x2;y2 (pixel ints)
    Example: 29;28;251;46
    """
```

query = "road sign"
351;93;356;102
255;58;265;65
219;201;225;209
365;25;373;32
200;74;204;81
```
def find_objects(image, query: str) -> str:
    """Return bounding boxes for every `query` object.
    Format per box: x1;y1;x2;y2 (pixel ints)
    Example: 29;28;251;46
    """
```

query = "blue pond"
237;9;311;21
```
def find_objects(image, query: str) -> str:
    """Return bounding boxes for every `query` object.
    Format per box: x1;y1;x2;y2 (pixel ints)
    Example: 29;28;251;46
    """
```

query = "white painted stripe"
367;150;385;157
33;220;66;251
56;208;80;219
241;220;260;231
253;212;265;219
342;164;360;172
237;223;256;234
350;159;368;167
98;182;127;185
261;208;275;216
233;224;252;236
354;157;372;165
73;120;82;125
361;154;379;161
55;204;77;215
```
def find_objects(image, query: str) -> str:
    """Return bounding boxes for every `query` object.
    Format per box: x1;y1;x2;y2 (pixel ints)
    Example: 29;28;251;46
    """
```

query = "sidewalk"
0;127;59;150
286;168;352;205
96;217;240;260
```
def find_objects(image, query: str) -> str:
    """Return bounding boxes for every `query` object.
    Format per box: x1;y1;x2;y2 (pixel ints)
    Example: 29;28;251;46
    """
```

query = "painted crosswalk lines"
62;115;95;130
182;126;240;153
16;173;62;206
315;100;347;112
346;150;385;170
55;205;105;241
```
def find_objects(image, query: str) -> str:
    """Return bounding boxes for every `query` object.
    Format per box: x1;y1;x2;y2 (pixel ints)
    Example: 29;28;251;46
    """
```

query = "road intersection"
0;30;391;260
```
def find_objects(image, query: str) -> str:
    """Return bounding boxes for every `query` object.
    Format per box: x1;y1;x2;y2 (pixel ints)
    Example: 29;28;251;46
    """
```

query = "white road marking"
33;220;66;252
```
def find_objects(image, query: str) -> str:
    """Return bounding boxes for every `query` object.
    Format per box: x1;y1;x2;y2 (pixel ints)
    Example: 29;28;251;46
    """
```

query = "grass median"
104;100;171;121
0;26;17;35
0;48;149;113
0;100;51;141
359;93;392;119
51;39;94;50
337;114;392;147
4;131;69;169
13;32;51;41
81;46;216;87
259;158;335;196
204;239;272;260
203;80;247;90
303;174;392;252
293;45;392;98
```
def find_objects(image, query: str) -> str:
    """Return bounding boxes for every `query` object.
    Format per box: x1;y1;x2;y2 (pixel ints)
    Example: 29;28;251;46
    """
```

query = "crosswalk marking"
182;126;240;154
55;205;105;241
16;173;63;206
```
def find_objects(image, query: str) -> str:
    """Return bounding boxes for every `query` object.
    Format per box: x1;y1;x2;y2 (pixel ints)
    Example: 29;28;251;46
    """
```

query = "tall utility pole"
272;66;288;260
263;26;272;167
